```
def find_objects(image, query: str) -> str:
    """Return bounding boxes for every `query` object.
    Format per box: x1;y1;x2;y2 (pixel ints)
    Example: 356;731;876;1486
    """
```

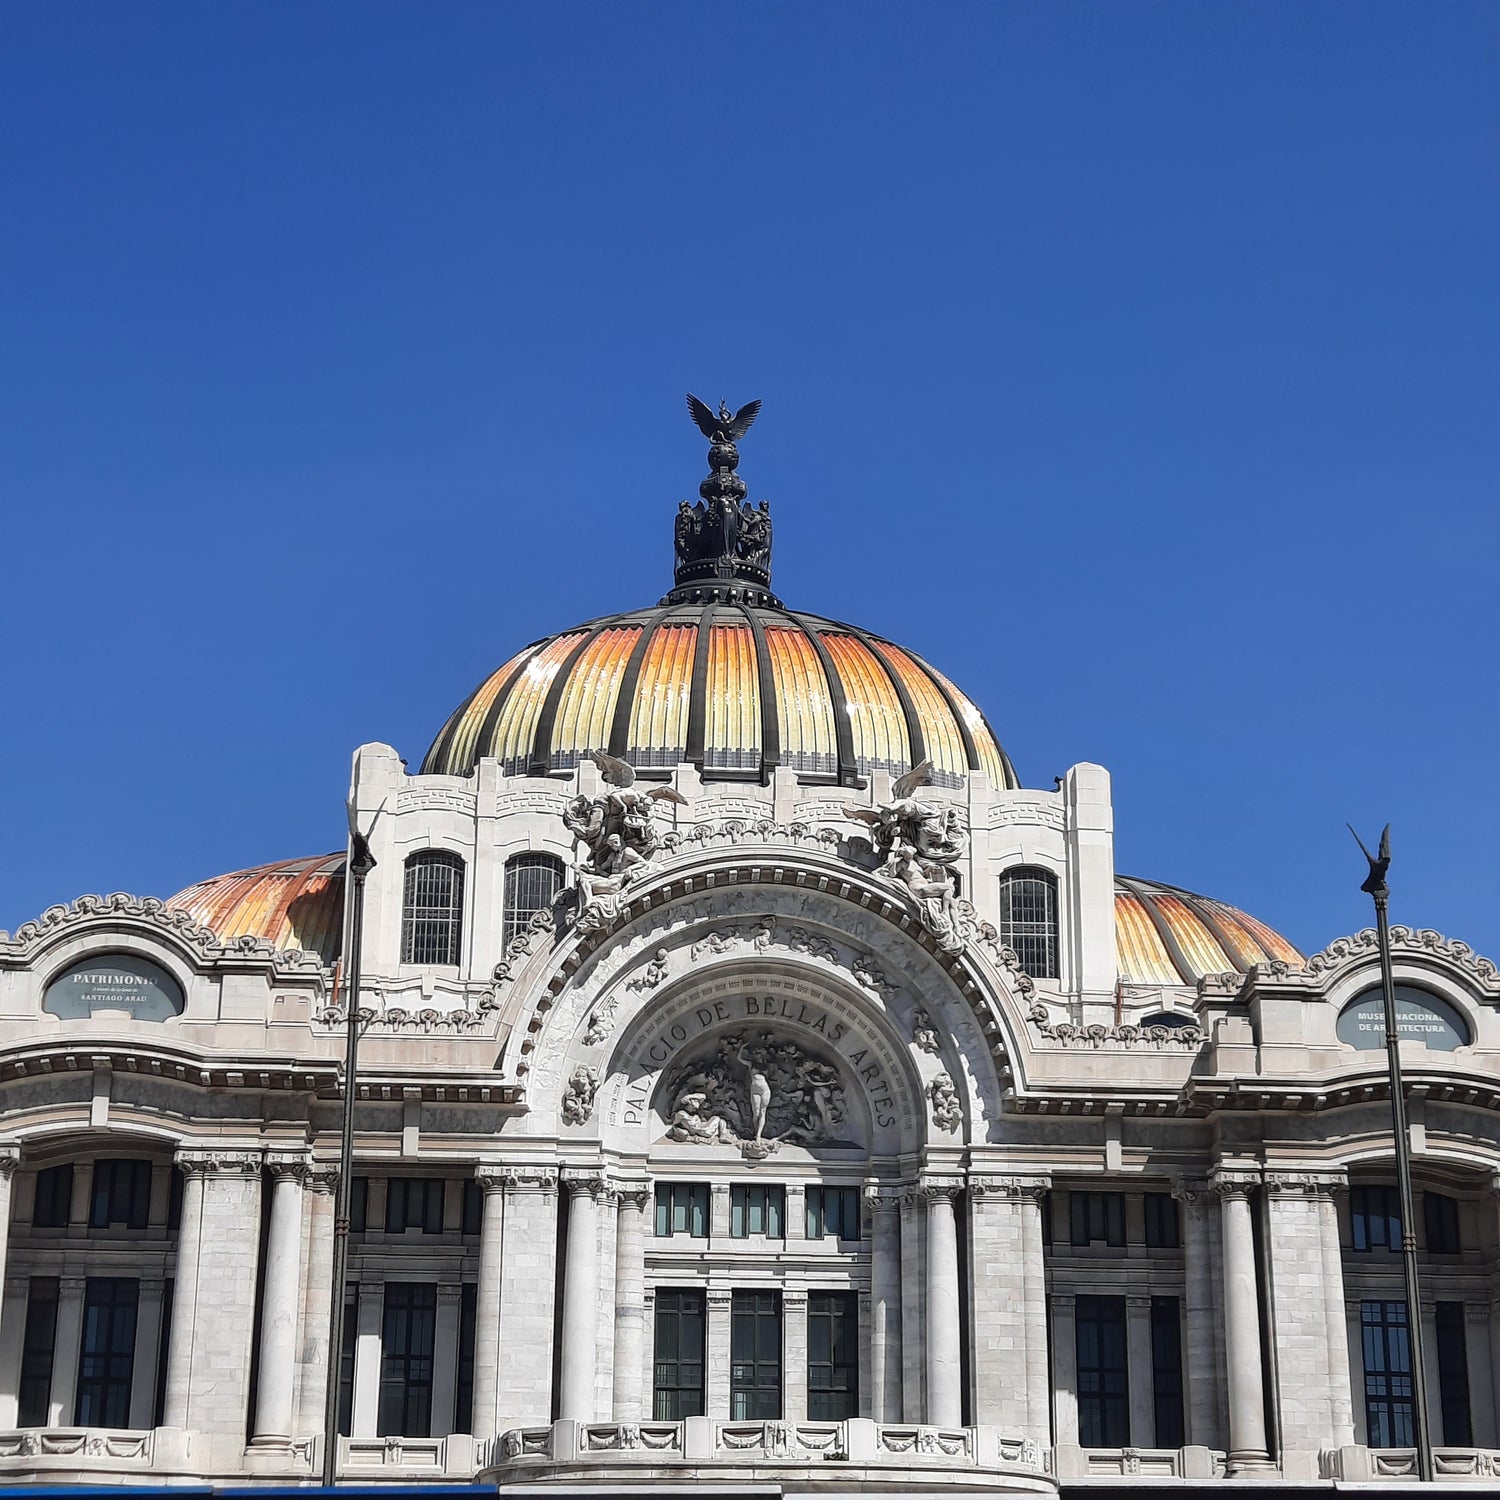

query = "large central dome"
423;397;1016;789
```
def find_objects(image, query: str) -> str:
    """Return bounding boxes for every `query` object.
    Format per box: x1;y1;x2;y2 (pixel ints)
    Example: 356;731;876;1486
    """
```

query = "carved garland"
1303;926;1499;988
1026;1001;1205;1049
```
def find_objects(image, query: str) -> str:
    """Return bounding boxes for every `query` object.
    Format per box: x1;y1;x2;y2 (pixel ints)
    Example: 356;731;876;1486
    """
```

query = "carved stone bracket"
0;1145;20;1178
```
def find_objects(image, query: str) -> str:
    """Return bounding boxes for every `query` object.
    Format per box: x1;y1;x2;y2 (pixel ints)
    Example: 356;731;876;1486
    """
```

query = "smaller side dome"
168;854;345;966
1114;875;1303;985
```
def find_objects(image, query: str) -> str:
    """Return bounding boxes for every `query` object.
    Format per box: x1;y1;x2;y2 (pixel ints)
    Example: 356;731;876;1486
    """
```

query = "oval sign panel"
44;954;184;1021
1336;985;1469;1052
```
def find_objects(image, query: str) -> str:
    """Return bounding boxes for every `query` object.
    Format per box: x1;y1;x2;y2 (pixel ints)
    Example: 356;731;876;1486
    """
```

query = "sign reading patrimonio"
44;953;185;1020
1335;984;1469;1052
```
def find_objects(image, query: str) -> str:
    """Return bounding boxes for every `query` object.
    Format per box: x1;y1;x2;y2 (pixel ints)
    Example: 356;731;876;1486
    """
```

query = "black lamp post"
321;822;376;1486
1350;824;1433;1482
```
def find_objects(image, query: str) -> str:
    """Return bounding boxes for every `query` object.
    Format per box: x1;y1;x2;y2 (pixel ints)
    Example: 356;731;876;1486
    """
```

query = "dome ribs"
526;622;616;778
683;602;719;772
1114;875;1202;985
606;608;670;759
735;601;780;779
847;626;926;777
795;617;862;787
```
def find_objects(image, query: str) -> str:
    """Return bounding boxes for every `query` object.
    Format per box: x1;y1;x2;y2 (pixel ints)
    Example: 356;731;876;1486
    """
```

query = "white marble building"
1;408;1498;1494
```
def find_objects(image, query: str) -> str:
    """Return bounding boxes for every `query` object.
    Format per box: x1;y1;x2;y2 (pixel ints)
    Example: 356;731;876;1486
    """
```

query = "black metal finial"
665;395;778;607
1348;822;1391;899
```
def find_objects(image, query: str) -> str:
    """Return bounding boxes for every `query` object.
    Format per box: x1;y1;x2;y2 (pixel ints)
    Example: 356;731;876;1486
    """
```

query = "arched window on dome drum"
998;866;1059;980
503;852;565;952
401;851;466;966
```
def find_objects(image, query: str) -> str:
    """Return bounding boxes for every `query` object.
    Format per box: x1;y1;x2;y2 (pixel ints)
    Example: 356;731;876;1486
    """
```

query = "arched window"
998;866;1058;979
401;851;465;966
503;852;565;951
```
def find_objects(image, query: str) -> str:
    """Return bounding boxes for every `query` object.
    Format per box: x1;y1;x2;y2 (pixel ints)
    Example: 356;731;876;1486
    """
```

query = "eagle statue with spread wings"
686;394;762;444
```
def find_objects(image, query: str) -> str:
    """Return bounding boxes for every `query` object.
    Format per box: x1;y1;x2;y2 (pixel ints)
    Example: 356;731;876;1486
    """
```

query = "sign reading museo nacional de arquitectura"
1334;984;1470;1052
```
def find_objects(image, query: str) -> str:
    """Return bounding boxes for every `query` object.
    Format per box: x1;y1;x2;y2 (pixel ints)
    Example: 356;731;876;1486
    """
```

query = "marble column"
293;1166;337;1441
470;1166;506;1438
163;1149;264;1436
496;1169;558;1427
864;1186;903;1423
899;1187;926;1421
1175;1178;1224;1450
1213;1172;1271;1471
1019;1181;1051;1439
611;1184;651;1422
559;1172;604;1422
251;1156;309;1445
923;1180;963;1428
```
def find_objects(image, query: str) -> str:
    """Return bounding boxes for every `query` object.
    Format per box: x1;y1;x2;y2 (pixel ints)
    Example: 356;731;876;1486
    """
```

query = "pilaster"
922;1177;963;1427
496;1167;558;1426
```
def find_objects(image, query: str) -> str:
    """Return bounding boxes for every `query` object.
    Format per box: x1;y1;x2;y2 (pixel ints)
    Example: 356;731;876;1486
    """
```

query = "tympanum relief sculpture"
563;750;688;932
660;1031;853;1159
847;760;971;954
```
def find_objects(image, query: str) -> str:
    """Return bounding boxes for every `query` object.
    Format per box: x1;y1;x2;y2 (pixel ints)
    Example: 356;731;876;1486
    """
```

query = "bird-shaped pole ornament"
1348;822;1391;899
686;393;761;444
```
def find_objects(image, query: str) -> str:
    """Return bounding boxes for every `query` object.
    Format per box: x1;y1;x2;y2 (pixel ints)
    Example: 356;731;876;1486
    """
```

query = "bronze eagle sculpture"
686;394;761;443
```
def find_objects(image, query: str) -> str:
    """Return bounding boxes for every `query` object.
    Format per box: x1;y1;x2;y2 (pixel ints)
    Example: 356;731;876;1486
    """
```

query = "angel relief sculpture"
562;751;687;933
846;760;972;955
660;1031;852;1160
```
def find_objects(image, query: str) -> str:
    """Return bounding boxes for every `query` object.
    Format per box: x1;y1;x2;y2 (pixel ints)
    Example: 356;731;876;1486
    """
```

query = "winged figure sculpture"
589;749;688;804
686;394;762;443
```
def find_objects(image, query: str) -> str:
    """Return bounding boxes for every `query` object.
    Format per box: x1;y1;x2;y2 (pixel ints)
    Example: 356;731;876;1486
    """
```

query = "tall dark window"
401;851;465;966
1150;1296;1185;1447
18;1277;59;1426
461;1179;483;1236
502;853;564;952
730;1185;784;1238
1070;1191;1125;1247
1076;1294;1129;1447
378;1282;437;1436
731;1290;782;1420
653;1289;706;1420
998;866;1059;979
655;1183;709;1238
1352;1186;1401;1251
807;1292;858;1420
1362;1300;1414;1448
1143;1193;1179;1248
350;1176;369;1233
1423;1193;1461;1254
1435;1302;1472;1446
455;1282;478;1435
89;1160;151;1230
32;1164;73;1228
75;1278;139;1428
336;1287;357;1437
385;1178;446;1234
152;1281;173;1428
805;1186;860;1241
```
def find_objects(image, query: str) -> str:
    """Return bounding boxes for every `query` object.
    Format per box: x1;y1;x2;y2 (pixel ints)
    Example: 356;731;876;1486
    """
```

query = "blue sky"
2;2;1496;959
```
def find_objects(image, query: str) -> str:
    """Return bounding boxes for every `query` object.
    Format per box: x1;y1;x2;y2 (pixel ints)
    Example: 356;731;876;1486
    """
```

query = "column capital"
175;1146;263;1177
560;1168;610;1200
265;1152;313;1183
919;1176;964;1204
613;1180;652;1212
968;1174;1050;1201
306;1163;339;1194
474;1162;509;1195
1126;1293;1154;1314
1171;1176;1212;1206
60;1274;89;1294
1209;1167;1261;1200
503;1166;559;1196
1051;1292;1076;1314
783;1288;808;1308
862;1183;904;1213
0;1144;21;1177
706;1286;734;1307
437;1283;465;1306
1263;1169;1348;1198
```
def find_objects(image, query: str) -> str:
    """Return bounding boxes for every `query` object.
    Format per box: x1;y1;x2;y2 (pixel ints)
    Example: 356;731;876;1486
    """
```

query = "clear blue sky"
2;2;1496;961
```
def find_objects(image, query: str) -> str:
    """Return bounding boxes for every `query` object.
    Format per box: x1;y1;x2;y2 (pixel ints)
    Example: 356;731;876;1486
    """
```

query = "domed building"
0;404;1498;1496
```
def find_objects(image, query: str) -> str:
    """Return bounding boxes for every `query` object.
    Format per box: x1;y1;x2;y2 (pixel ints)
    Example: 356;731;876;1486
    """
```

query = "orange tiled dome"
167;854;344;966
421;605;1017;790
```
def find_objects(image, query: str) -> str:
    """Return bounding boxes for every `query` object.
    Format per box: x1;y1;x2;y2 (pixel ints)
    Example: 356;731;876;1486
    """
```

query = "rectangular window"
32;1165;73;1229
74;1278;139;1428
1423;1193;1461;1254
1150;1296;1185;1448
378;1282;437;1437
807;1291;858;1420
337;1287;357;1437
805;1186;861;1241
654;1183;709;1238
1070;1192;1125;1248
385;1178;445;1235
1352;1185;1401;1252
1076;1294;1129;1447
1143;1193;1179;1248
18;1277;59;1427
731;1290;783;1420
1362;1300;1414;1448
461;1179;483;1236
1435;1302;1472;1446
653;1289;706;1420
167;1168;183;1231
88;1160;151;1230
350;1176;369;1233
455;1282;478;1435
730;1185;785;1238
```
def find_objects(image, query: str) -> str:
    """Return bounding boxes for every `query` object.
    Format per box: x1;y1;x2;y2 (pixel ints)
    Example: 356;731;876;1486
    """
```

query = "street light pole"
1350;824;1433;1482
321;823;376;1487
